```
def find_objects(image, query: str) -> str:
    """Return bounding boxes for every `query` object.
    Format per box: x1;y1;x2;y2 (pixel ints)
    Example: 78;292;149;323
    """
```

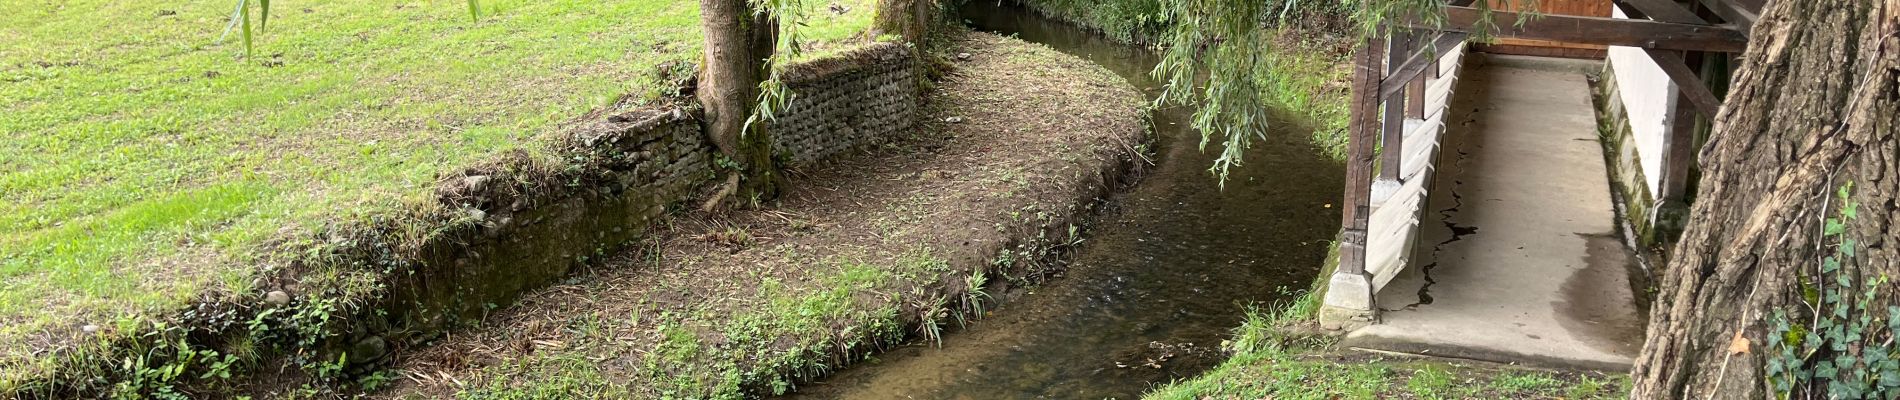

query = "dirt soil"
369;31;1149;399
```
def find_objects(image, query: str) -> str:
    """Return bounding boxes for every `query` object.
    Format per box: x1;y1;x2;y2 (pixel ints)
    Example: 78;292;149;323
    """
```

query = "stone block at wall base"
1320;273;1377;331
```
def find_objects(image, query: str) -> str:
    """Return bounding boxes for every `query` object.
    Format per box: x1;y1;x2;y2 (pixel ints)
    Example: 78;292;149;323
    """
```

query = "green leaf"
259;0;270;32
240;0;252;57
1825;218;1846;236
468;0;481;22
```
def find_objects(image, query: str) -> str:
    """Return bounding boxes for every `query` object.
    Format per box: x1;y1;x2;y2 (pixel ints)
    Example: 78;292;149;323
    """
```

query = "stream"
783;3;1345;398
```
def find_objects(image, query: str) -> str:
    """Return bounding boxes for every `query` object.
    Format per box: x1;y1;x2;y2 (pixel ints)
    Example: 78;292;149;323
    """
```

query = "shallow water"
782;3;1345;398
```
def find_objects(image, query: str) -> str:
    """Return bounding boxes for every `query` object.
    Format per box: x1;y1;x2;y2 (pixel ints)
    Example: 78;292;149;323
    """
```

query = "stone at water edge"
266;290;292;306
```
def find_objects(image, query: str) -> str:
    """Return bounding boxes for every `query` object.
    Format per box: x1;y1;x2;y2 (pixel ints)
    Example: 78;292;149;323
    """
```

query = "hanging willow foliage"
1152;0;1530;186
1152;0;1274;186
746;0;811;136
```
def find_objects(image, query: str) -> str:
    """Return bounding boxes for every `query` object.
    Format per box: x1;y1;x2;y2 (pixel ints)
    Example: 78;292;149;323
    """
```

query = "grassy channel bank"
372;31;1151;399
1142;303;1631;400
2;0;875;395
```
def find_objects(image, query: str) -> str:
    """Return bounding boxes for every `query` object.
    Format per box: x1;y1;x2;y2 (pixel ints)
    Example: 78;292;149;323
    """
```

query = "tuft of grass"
0;0;876;386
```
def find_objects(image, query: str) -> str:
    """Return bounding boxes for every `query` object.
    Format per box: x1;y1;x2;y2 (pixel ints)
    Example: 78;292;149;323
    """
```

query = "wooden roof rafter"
1406;5;1749;52
1378;0;1760;119
1608;0;1736;118
1694;0;1760;35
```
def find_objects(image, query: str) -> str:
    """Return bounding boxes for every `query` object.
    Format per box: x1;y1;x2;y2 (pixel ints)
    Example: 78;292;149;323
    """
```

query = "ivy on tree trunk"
1631;0;1899;398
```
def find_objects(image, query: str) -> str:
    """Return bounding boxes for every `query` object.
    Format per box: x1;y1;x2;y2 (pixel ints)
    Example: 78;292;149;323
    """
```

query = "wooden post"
1407;69;1428;119
1381;32;1410;183
1340;35;1385;278
1321;33;1386;330
1656;50;1704;239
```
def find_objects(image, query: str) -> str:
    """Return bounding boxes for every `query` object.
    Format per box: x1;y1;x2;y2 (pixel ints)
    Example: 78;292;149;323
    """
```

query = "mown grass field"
0;0;874;377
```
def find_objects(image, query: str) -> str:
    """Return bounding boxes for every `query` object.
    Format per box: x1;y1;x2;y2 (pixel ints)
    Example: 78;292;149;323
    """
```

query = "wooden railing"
1321;31;1470;328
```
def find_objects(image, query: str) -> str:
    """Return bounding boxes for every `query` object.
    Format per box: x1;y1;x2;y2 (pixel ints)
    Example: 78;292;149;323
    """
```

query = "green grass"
455;249;954;399
1010;0;1166;42
1142;304;1630;400
0;0;874;380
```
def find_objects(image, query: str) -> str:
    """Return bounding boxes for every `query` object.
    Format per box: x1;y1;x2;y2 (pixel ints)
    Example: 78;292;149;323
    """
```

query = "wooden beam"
1339;36;1386;277
1695;0;1758;36
1613;0;1707;24
1380;33;1467;100
1419;6;1748;52
1645;49;1722;118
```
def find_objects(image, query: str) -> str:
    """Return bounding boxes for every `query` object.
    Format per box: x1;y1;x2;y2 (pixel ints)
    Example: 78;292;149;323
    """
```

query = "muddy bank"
373;31;1149;398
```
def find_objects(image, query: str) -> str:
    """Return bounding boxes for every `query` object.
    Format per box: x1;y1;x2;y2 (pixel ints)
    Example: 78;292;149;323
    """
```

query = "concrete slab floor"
1342;54;1647;372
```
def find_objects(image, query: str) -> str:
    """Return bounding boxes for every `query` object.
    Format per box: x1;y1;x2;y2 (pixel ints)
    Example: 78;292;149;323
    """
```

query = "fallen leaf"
1728;330;1750;354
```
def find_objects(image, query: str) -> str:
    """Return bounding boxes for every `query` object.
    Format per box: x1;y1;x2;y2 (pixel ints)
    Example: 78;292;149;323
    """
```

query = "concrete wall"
769;42;922;166
1591;7;1688;247
1606;7;1679;199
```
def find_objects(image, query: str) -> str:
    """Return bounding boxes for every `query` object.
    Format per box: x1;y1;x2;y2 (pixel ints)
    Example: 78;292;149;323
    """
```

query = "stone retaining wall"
366;43;925;362
769;42;922;166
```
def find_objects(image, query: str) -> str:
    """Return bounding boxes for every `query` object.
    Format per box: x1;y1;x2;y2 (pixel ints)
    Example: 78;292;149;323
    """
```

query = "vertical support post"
1321;32;1387;331
1380;33;1410;183
1655;50;1703;240
1407;61;1428;119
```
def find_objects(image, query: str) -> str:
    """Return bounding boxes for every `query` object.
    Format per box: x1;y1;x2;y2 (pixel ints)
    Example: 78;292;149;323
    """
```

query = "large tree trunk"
699;0;783;202
1631;0;1898;398
874;0;932;43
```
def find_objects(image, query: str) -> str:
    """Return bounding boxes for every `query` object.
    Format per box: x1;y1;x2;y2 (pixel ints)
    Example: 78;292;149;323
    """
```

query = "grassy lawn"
0;0;873;378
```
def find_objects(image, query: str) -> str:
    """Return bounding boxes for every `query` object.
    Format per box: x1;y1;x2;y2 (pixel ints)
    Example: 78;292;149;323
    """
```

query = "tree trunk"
1631;0;1898;398
874;0;932;43
699;0;782;203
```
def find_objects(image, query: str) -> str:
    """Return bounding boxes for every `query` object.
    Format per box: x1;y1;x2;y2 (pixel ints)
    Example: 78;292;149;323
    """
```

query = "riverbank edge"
376;30;1153;398
1;40;929;398
984;1;1640;397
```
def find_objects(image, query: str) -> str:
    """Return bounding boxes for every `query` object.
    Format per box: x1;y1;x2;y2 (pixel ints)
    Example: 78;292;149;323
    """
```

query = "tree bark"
1631;0;1899;398
874;0;932;43
699;0;782;203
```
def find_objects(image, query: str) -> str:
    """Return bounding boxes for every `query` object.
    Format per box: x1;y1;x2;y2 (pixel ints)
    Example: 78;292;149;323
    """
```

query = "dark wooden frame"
1333;0;1761;288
